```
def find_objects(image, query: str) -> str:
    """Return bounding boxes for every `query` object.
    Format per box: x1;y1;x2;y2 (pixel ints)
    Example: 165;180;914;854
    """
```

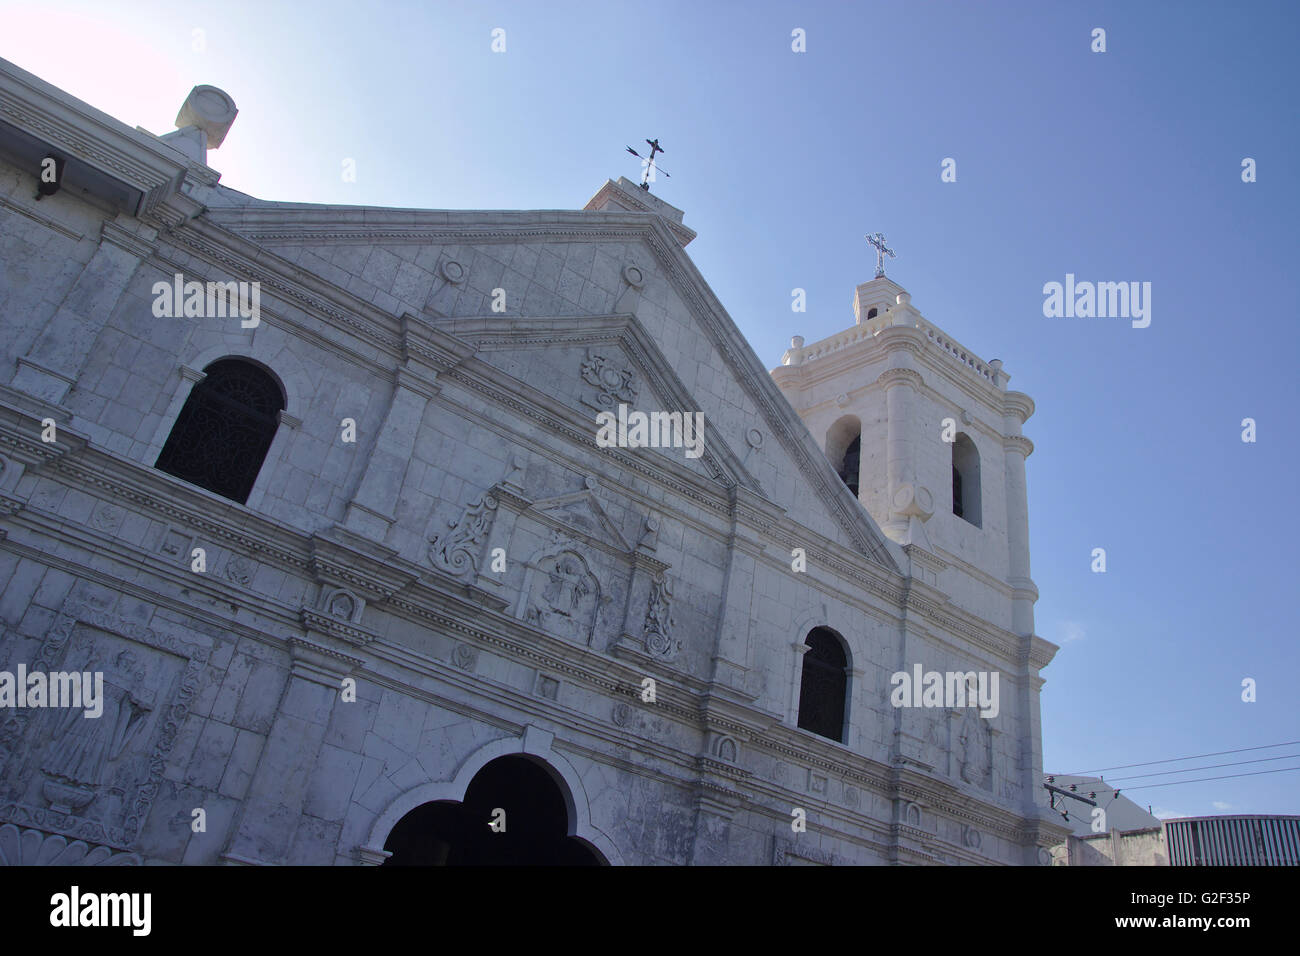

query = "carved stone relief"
579;349;637;412
0;603;210;852
429;493;499;580
520;549;602;646
642;575;679;660
223;554;254;587
451;644;478;672
957;710;992;790
0;823;141;866
321;587;362;624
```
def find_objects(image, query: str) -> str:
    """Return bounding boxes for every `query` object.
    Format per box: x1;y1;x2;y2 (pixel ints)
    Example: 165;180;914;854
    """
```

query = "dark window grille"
838;435;861;497
953;465;964;518
797;627;848;742
155;359;283;504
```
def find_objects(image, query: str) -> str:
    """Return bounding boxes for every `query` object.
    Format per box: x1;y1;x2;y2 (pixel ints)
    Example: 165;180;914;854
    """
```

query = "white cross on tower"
865;232;896;278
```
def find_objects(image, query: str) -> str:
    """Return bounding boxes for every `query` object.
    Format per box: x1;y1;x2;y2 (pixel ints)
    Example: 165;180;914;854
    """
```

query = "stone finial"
175;85;238;148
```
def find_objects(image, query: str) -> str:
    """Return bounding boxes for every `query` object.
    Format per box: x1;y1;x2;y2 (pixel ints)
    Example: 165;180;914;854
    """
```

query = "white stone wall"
0;59;1068;865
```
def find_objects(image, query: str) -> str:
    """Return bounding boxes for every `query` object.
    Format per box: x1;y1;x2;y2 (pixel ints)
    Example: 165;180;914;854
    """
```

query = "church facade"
0;60;1068;865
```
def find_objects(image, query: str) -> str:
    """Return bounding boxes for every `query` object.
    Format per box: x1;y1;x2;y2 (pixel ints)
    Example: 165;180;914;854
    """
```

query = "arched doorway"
382;755;607;865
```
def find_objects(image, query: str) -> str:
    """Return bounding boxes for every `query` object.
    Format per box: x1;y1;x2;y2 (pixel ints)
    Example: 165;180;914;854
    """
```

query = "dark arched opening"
952;432;982;527
797;627;850;742
155;358;284;504
382;755;607;866
826;416;862;499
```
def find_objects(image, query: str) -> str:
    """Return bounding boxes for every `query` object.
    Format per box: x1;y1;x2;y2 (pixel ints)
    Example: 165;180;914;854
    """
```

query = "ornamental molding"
0;83;183;197
99;220;158;259
876;367;925;390
0;193;84;242
773;838;836;867
299;606;377;649
166;226;403;353
1003;434;1034;457
0;824;141;866
903;543;948;574
383;594;698;723
1000;390;1035;424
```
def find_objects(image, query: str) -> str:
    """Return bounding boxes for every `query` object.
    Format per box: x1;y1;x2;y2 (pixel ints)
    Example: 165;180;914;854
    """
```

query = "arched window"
866;307;878;320
952;432;981;527
797;627;849;742
156;358;284;504
826;415;862;498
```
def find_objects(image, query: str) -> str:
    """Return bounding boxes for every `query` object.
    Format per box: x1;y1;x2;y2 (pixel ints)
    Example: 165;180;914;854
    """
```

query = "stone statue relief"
958;710;992;789
522;550;602;645
41;649;152;813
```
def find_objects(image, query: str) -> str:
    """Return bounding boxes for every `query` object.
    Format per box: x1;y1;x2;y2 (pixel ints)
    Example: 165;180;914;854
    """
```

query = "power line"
1114;765;1300;793
1061;739;1300;776
1095;752;1300;784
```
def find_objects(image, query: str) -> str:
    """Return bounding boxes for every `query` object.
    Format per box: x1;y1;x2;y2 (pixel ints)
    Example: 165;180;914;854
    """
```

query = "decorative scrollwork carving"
580;350;637;410
429;493;498;579
643;575;679;660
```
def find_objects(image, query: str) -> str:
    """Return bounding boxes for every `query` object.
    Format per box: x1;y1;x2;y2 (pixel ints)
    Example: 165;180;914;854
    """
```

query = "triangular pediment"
528;489;633;554
442;312;760;493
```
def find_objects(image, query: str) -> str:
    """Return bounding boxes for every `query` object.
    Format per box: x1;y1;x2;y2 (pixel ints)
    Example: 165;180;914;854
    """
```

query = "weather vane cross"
625;138;671;192
865;232;896;278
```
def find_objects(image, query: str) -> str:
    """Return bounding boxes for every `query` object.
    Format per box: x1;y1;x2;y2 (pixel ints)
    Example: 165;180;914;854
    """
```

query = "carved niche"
519;548;602;646
321;587;362;625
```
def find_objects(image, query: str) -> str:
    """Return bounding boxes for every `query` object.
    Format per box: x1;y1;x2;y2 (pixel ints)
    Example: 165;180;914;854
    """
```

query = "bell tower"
771;271;1038;639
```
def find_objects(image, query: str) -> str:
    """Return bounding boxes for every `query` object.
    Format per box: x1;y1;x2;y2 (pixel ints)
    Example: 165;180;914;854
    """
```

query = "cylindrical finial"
175;85;238;148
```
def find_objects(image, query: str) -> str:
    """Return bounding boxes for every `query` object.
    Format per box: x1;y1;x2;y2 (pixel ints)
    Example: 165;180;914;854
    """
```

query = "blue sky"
3;0;1297;819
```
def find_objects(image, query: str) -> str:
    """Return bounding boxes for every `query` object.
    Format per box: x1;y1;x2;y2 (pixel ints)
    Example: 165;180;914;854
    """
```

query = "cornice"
1001;390;1035;424
1023;633;1060;671
100;219;158;259
876;367;925;390
872;326;928;357
1003;434;1034;458
163;222;404;354
0;193;84;242
299;607;378;648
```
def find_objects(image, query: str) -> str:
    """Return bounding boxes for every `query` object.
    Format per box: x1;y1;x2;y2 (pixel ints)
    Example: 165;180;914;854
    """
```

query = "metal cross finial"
865;232;896;278
625;138;671;192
